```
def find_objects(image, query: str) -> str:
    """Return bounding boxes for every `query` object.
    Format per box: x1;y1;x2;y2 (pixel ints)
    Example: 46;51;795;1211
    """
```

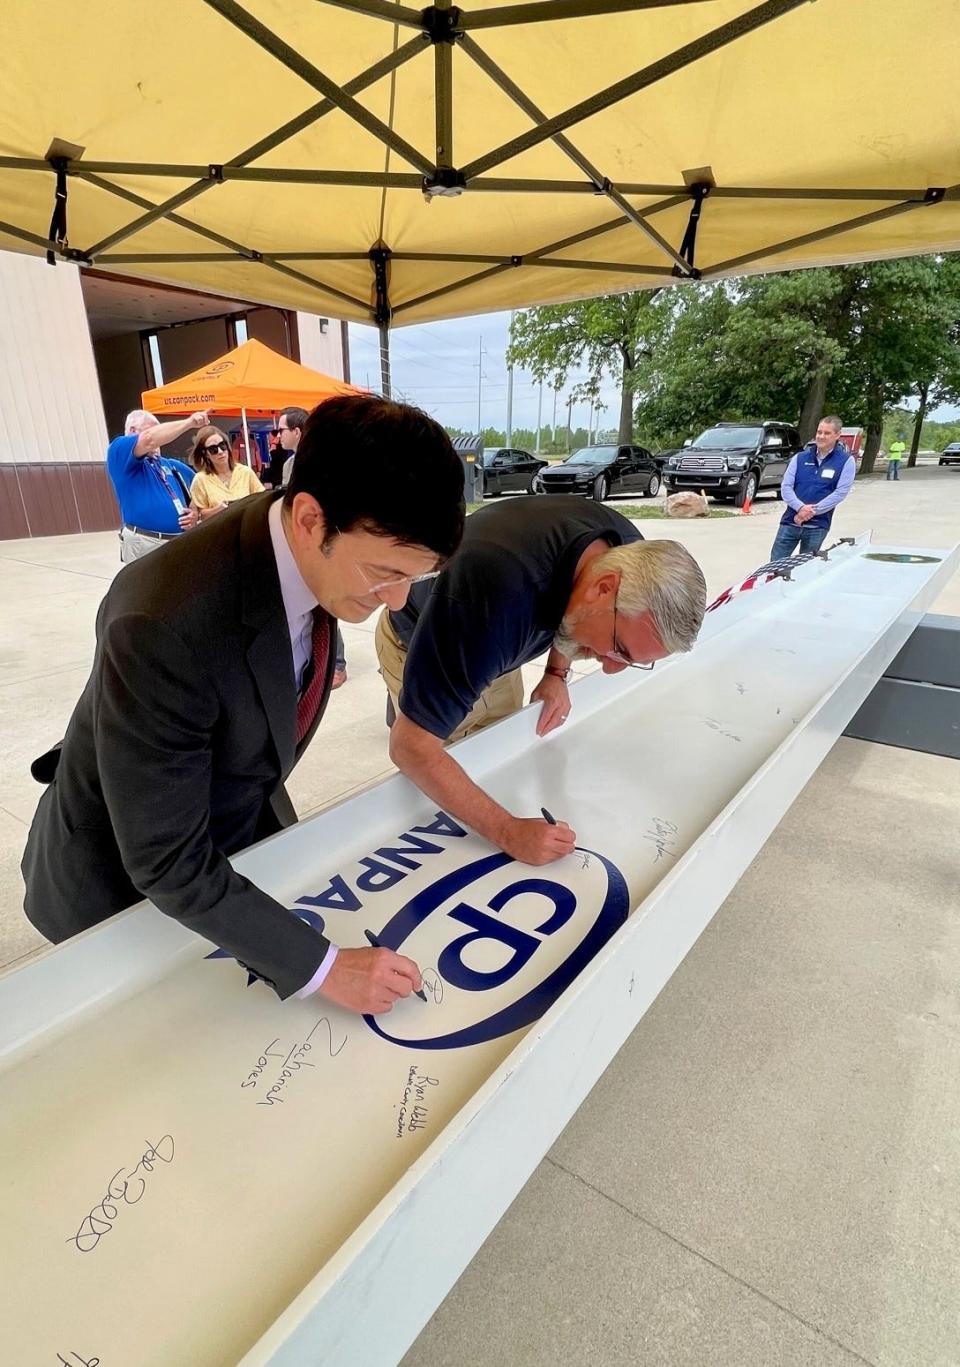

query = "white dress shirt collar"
268;496;317;624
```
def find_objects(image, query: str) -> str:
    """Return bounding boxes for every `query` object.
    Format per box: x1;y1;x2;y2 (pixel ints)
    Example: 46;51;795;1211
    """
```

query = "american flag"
706;552;817;613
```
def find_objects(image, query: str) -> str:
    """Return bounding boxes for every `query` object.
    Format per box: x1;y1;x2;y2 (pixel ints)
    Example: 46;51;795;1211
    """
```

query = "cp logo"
365;849;629;1050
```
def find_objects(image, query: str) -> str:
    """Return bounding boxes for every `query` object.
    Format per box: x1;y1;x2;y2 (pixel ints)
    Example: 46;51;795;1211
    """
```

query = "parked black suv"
479;447;548;497
939;442;960;467
664;421;800;506
537;444;661;502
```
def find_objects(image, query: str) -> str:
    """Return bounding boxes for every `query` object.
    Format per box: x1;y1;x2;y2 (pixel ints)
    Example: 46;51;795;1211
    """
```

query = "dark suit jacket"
21;491;335;998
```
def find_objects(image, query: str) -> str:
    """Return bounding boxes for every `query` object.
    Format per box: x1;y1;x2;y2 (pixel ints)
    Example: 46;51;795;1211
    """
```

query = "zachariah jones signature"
66;1135;175;1254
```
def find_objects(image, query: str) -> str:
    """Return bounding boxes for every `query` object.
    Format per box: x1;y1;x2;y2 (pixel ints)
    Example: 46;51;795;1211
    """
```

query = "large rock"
666;491;710;518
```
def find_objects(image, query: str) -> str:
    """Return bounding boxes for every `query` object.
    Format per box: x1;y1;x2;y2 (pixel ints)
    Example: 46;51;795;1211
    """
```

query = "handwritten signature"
240;1039;285;1089
704;716;742;743
421;969;444;1005
254;1017;347;1108
57;1354;100;1367
395;1066;440;1139
66;1136;175;1254
644;816;679;863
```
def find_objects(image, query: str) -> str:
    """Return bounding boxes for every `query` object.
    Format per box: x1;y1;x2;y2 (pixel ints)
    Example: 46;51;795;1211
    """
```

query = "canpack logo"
206;810;629;1045
364;848;629;1050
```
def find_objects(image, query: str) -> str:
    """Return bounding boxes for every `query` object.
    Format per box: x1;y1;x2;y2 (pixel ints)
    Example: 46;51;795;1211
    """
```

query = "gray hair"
124;409;158;434
594;540;706;655
821;414;843;433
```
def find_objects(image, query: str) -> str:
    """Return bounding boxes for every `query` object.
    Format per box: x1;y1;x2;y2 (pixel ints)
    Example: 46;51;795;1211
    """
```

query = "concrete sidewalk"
0;463;958;1364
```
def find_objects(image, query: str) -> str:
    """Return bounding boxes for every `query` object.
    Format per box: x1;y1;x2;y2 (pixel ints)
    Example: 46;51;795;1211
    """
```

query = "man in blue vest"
770;415;856;559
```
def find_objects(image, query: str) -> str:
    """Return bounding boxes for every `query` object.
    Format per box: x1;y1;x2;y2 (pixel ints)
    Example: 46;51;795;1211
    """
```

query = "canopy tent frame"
0;0;956;396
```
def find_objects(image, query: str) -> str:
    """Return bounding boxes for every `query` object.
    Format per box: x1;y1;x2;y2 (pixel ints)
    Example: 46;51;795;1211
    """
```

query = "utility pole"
587;397;595;446
552;385;559;447
476;335;485;438
536;378;543;454
505;310;515;445
566;394;574;452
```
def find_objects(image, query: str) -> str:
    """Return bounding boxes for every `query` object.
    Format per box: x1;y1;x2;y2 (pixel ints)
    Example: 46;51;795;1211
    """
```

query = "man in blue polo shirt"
770;415;856;559
107;408;209;562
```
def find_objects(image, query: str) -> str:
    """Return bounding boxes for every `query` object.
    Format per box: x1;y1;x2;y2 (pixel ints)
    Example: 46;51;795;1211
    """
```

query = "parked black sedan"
479;447;549;497
537;444;661;501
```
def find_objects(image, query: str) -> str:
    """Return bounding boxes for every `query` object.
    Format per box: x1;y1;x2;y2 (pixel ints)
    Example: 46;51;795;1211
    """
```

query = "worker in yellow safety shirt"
887;439;906;481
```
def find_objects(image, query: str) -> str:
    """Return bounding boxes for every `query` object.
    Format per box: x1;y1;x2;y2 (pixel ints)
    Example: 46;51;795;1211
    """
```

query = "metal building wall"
0;251;117;539
296;312;345;381
0;252;107;466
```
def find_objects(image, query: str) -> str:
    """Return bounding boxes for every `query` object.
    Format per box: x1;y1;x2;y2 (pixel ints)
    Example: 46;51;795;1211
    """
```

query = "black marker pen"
365;928;427;1002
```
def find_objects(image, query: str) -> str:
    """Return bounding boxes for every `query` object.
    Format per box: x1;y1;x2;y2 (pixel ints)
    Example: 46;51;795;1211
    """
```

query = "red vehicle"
841;426;865;470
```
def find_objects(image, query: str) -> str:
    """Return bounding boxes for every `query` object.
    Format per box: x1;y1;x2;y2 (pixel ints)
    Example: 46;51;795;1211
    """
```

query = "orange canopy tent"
141;338;360;418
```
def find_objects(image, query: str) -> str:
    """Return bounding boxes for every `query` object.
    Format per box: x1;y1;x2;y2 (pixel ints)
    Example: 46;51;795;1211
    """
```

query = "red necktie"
296;610;330;744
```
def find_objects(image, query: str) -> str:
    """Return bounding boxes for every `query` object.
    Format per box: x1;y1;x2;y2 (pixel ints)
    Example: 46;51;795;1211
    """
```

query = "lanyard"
147;456;187;509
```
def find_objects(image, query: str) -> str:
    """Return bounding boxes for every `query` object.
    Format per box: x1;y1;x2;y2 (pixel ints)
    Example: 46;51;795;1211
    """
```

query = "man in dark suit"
22;395;464;1015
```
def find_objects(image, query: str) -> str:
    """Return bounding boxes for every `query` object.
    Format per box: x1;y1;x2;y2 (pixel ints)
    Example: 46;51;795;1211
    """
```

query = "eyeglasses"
355;562;442;596
269;428;280;437
328;529;441;596
608;594;656;670
204;441;229;454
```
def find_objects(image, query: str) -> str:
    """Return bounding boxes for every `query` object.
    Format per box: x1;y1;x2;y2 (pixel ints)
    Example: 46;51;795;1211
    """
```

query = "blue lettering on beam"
408;813;467;839
293;811;468;910
206;810;470;978
438;903;540;991
373;833;445;869
295;875;362;914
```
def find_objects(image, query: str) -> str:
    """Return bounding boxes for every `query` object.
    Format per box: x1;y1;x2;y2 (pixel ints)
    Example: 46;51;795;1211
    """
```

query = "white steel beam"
0;535;956;1367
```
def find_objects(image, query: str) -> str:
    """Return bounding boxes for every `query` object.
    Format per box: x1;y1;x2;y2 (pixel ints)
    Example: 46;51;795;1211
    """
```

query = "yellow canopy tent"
2;0;958;390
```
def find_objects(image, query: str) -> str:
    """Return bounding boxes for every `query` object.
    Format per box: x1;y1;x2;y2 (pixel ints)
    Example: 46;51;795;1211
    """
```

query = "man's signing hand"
501;815;576;865
319;946;423;1014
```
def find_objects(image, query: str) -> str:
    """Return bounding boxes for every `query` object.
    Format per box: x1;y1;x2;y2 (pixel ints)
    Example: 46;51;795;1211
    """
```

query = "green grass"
617;504;736;519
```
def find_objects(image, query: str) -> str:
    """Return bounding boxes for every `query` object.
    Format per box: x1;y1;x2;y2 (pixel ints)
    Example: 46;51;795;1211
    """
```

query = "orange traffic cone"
741;493;753;515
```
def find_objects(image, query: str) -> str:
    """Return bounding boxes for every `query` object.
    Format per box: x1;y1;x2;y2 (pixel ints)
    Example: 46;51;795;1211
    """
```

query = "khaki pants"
119;526;176;563
375;611;525;743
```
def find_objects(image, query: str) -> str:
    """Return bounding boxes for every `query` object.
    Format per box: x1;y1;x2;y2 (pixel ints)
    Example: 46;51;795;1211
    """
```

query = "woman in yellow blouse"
190;425;264;520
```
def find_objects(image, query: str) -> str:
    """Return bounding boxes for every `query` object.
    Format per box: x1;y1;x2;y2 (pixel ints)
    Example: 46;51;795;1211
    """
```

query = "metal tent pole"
506;313;515;445
378;324;392;399
241;406;252;467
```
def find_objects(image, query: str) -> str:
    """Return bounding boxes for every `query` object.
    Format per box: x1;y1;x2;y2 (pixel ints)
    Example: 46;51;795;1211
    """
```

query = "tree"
509;254;960;466
507;293;662;444
835;256;960;472
727;270;855;442
904;265;960;465
633;271;853;446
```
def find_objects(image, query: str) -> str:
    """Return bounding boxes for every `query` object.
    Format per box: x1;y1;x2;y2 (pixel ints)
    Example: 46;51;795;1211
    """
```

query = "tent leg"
241;406;252;466
379;323;392;398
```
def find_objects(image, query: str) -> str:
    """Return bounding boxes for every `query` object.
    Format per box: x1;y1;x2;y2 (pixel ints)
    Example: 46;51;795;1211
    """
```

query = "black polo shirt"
390;495;643;739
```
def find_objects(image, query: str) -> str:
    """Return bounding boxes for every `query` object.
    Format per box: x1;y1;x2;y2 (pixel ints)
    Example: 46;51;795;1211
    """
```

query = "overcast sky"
348;312;623;437
349;312;960;433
